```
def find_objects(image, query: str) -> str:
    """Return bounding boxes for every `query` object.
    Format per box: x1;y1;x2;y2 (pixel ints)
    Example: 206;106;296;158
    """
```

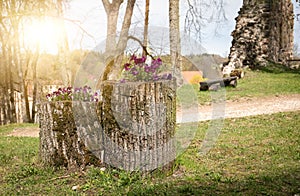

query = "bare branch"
102;0;111;13
184;0;228;42
128;35;154;59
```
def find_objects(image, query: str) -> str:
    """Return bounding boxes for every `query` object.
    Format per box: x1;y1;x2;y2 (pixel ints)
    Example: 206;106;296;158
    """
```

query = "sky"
65;0;299;57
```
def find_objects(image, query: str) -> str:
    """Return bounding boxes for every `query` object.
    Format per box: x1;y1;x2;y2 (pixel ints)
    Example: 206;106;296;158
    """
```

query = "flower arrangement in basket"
120;54;172;83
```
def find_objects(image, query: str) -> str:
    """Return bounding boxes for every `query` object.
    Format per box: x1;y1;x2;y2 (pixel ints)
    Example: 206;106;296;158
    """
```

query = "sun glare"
22;18;64;54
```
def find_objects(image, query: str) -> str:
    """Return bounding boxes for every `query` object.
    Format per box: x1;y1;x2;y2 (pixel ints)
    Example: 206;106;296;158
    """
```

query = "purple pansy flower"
134;56;146;64
120;54;172;82
144;66;151;73
131;69;139;75
130;54;137;61
124;63;131;71
46;85;100;102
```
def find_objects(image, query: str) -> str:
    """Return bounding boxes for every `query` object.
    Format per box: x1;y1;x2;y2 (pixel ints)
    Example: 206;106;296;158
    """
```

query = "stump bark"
38;102;102;169
38;80;177;171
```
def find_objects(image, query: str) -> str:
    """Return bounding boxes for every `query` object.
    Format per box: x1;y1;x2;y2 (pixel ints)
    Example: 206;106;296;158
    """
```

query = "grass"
1;68;299;195
0;111;299;195
185;65;300;104
0;123;38;137
225;70;300;100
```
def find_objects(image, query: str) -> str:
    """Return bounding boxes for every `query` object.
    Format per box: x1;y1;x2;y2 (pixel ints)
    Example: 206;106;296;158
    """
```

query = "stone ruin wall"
227;0;294;69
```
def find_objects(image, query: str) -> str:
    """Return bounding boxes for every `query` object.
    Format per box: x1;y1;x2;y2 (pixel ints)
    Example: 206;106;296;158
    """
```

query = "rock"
72;185;79;191
209;83;221;91
230;69;245;79
226;0;294;69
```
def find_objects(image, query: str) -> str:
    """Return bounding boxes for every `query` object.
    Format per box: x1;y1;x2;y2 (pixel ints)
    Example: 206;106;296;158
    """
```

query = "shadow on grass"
129;167;300;195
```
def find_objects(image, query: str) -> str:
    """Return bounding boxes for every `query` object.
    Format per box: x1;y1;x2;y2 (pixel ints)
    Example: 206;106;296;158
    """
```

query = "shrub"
189;74;205;84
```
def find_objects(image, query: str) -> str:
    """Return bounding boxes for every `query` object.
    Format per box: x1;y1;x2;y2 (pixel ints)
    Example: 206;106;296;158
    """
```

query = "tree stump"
38;80;177;171
38;101;103;169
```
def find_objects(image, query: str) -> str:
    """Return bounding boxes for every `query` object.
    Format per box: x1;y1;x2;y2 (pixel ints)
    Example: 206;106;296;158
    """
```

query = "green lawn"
1;68;299;195
0;111;299;195
183;68;300;104
225;70;300;100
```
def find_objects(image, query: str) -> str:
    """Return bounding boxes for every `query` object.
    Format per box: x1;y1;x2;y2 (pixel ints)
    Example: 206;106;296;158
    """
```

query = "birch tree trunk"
142;0;150;57
57;0;72;86
101;0;136;81
169;0;183;86
30;51;39;123
102;0;122;55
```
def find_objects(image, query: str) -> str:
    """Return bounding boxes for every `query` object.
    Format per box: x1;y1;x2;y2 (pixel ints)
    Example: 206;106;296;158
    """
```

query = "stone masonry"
227;0;294;69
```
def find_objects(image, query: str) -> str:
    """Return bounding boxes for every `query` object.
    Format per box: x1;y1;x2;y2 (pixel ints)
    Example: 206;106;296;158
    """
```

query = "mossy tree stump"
38;80;176;171
38;101;102;169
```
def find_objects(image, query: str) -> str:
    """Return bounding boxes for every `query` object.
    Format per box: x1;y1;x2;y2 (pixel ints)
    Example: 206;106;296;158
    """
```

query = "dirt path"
223;94;300;119
178;94;300;123
7;94;300;137
7;127;40;138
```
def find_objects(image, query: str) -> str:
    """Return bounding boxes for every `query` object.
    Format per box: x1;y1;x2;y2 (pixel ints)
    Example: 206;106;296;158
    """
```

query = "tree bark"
101;0;136;81
38;102;102;169
23;83;31;123
100;80;176;171
1;38;11;124
142;0;150;57
169;0;183;86
30;51;39;123
8;45;17;123
57;0;71;86
102;0;123;55
39;80;176;171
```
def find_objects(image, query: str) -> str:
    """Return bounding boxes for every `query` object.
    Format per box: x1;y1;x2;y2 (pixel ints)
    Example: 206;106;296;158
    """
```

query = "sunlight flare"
21;18;65;54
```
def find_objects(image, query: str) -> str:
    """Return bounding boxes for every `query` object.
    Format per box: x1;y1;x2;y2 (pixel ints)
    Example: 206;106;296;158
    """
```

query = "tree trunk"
8;46;17;123
21;52;32;123
169;0;183;86
38;101;102;169
0;89;2;125
1;43;11;124
0;87;7;125
57;0;71;86
100;80;176;171
30;52;39;123
38;80;176;171
101;0;123;81
142;0;150;57
23;83;31;123
102;0;123;55
101;0;136;81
